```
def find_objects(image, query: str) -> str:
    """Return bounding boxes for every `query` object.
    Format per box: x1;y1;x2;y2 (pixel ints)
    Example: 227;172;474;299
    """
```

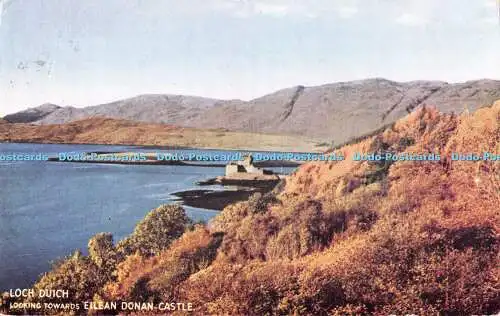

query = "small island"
174;155;286;210
199;154;285;186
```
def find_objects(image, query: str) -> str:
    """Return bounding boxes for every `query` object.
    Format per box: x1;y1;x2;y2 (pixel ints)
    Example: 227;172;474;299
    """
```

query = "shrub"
398;136;415;148
247;191;280;214
105;227;223;304
28;251;100;312
118;204;192;256
88;233;119;277
362;136;394;184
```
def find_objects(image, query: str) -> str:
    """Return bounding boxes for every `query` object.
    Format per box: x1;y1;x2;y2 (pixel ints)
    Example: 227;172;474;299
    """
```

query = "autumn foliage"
4;101;499;315
180;101;499;315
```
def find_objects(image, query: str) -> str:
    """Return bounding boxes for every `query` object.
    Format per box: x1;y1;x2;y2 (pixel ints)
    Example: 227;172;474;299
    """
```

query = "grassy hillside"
2;101;499;315
0;117;327;152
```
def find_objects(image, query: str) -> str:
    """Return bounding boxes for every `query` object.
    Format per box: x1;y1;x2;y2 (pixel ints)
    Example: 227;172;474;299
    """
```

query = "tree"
88;232;119;280
118;204;192;256
30;250;100;306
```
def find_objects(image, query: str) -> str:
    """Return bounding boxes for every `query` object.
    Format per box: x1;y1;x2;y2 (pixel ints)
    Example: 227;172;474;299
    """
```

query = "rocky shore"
171;188;261;211
173;165;285;210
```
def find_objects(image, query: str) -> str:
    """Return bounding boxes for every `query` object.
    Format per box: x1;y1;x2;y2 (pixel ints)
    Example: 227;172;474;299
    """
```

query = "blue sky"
0;0;499;115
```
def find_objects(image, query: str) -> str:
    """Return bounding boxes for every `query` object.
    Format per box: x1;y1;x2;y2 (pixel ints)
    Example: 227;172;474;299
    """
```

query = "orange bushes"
105;226;222;303
17;102;499;315
178;102;499;314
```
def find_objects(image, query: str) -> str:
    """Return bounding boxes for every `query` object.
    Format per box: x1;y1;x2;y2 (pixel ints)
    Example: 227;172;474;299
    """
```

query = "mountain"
5;79;500;144
18;100;500;315
5;94;227;125
3;103;61;123
192;79;500;142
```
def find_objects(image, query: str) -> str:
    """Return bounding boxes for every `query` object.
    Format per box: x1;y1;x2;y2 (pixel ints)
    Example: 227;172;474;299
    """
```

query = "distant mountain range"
4;78;500;144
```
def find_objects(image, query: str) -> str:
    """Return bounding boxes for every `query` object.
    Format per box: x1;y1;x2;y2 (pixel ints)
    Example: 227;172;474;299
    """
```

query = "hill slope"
4;95;225;125
3;103;61;123
195;79;500;141
15;100;500;315
5;79;500;144
0;117;327;152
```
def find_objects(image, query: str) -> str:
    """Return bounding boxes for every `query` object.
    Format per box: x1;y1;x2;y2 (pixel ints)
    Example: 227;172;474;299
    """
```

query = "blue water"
0;143;235;290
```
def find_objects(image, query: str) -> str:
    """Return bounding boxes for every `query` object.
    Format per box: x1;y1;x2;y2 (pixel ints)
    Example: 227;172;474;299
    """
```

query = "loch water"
0;143;236;290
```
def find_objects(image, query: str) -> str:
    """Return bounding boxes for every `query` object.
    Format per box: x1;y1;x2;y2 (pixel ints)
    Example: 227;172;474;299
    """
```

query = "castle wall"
225;164;240;176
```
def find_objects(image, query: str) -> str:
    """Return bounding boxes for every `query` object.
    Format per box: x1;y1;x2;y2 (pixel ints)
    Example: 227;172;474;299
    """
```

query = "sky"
0;0;499;115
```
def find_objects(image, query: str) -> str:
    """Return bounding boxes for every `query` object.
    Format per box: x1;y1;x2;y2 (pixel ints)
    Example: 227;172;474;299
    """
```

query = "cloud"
479;16;498;26
336;6;358;19
212;1;291;19
212;0;359;20
395;13;429;27
253;2;289;17
390;0;500;29
0;0;15;27
135;0;495;27
482;0;497;8
477;0;500;27
387;0;436;27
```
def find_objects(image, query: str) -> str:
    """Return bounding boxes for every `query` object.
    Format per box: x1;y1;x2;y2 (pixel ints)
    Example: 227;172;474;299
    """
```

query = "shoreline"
39;148;303;168
171;189;259;211
46;156;300;168
0;139;328;154
174;176;282;210
1;141;294;211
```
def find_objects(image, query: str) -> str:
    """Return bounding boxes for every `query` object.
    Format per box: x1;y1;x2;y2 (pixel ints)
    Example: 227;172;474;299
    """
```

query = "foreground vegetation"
2;102;499;315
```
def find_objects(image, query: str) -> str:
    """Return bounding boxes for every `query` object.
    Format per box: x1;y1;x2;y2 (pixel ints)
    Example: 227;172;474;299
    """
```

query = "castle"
225;154;271;176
